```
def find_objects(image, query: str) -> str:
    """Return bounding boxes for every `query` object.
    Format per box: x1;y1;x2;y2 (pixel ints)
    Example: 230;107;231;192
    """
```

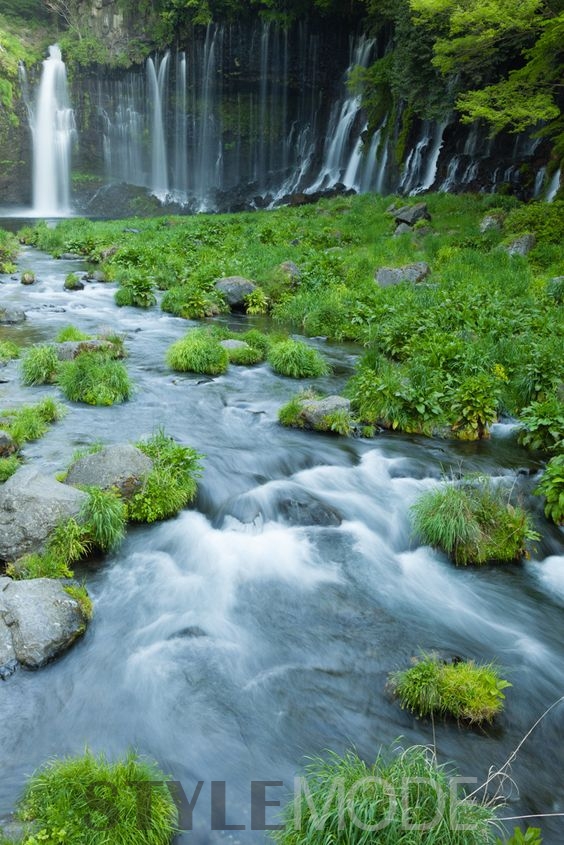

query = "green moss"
389;653;511;723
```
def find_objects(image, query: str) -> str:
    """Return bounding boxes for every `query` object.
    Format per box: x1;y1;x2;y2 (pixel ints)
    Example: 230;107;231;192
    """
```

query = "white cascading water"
173;52;188;201
147;52;170;198
546;168;561;201
31;45;75;215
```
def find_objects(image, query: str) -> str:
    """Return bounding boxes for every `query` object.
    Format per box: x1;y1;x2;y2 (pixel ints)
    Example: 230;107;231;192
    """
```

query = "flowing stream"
0;244;563;843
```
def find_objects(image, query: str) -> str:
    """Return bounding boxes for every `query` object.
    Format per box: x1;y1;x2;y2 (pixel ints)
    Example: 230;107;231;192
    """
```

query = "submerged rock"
65;444;153;500
0;307;25;325
0;576;88;669
375;262;430;287
0;468;87;562
214;276;257;309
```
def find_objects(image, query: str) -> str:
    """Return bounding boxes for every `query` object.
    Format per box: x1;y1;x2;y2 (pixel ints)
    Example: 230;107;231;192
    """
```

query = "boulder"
63;275;85;291
394;203;430;226
0;577;88;669
20;271;35;285
505;234;536;256
55;339;115;361
65;444;153;499
219;339;250;351
0;307;25;325
0;431;16;457
0;468;87;562
375;262;430;287
299;395;351;429
480;214;502;233
393;223;412;237
278;260;302;283
214;276;257;309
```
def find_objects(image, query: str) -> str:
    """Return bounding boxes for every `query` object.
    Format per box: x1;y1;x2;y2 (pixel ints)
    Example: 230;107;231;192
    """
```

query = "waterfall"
401;119;448;195
546;168;561;202
147;52;170;198
30;45;76;215
173;52;188;200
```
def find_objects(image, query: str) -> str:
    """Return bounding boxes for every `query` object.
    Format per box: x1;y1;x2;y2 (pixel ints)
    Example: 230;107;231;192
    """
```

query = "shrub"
0;340;20;362
21;345;60;386
114;270;156;308
388;653;511;723
0;455;21;482
273;746;497;845
166;330;229;375
17;750;178;845
55;325;91;342
268;339;329;378
449;372;500;440
128;428;203;523
81;487;127;552
244;287;269;315
411;478;538;565
161;283;224;319
59;354;132;405
518;397;564;452
535;454;564;525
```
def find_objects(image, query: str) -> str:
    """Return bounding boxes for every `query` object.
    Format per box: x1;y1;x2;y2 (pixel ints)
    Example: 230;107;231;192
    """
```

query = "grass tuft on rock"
55;325;91;342
268;339;329;379
17;749;177;845
81;487;127;552
0;340;20;362
128;428;203;523
21;345;60;386
273;745;498;845
0;455;21;482
166;329;229;375
3;398;66;447
410;477;538;565
59;353;132;405
388;653;511;723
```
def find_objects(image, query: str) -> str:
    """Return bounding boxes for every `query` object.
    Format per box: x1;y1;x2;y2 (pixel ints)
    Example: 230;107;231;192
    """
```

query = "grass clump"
0;340;20;362
59;354;132;405
128;428;203;523
21;345;60;386
535;453;564;525
3;398;66;447
0;454;21;482
268;339;329;379
411;477;538;566
55;325;91;342
63;584;93;620
166;329;229;375
81;487;127;552
17;750;177;845
274;745;498;845
7;552;74;581
388;653;511;723
226;344;264;365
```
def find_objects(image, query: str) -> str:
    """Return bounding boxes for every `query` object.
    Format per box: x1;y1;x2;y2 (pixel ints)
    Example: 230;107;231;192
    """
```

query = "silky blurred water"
0;245;563;843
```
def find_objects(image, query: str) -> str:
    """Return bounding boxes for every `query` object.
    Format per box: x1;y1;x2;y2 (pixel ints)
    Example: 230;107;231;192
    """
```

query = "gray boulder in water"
65;444;153;500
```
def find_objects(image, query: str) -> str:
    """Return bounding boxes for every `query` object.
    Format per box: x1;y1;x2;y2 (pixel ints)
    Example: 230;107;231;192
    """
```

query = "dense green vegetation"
274;745;498;845
267;339;329;378
535;453;564;525
388;653;510;723
20;193;563;446
16;750;177;845
411;477;538;566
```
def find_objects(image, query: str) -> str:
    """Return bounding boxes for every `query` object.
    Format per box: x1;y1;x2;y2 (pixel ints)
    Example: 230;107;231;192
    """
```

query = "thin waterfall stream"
0;245;563;843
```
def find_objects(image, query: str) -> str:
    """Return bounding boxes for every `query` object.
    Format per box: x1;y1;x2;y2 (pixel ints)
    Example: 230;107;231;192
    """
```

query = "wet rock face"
0;468;88;562
0;577;88;670
65;444;153;500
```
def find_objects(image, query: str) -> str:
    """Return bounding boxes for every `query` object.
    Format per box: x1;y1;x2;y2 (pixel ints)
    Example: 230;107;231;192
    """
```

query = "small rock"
214;276;257;310
65;444;153;500
59;252;82;260
505;234;536;256
0;307;25;325
123;228;140;234
0;658;18;680
63;275;84;291
55;339;116;361
393;223;413;237
299;395;351;429
0;431;16;457
394;203;431;226
20;271;35;285
375;262;430;287
100;245;118;261
278;261;302;283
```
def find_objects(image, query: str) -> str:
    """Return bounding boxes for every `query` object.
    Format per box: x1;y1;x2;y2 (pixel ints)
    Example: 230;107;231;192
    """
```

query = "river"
0;241;563;843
